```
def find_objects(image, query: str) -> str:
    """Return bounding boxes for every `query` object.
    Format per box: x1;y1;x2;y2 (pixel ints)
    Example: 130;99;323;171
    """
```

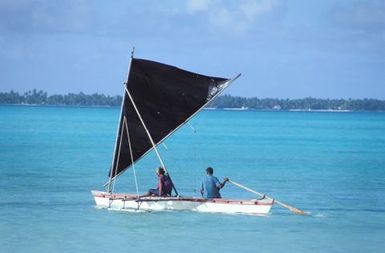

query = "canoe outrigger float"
92;49;305;216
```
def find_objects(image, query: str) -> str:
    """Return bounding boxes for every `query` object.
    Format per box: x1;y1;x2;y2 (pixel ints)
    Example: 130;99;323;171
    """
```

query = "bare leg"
140;189;158;197
140;191;151;197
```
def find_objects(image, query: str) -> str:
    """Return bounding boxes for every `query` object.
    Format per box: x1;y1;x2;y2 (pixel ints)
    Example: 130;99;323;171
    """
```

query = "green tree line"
209;95;385;111
0;89;122;106
1;90;385;111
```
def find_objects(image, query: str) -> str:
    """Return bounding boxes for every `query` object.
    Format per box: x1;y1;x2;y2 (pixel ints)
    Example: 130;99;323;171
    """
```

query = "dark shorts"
149;188;159;196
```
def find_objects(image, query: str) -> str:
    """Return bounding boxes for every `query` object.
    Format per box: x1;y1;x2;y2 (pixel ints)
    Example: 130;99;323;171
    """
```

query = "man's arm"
200;183;204;196
219;177;229;189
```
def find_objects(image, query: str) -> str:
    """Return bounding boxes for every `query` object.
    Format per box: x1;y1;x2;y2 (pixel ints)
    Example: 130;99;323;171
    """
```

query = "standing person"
200;167;229;199
143;167;172;197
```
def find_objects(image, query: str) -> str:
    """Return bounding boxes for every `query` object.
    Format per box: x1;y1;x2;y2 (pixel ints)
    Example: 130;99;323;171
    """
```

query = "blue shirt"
202;175;221;199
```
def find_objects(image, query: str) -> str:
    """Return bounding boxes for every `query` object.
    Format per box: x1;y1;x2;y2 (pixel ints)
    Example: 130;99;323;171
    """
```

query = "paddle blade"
290;208;307;215
274;200;307;215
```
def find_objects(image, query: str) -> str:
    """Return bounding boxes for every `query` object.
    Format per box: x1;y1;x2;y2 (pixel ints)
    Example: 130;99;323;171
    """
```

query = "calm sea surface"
1;105;385;253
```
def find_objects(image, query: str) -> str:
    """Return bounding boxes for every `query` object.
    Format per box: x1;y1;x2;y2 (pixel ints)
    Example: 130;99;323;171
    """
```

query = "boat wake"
311;213;327;218
109;208;148;213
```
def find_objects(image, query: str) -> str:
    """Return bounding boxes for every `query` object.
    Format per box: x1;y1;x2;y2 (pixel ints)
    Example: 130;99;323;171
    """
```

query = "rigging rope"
110;120;125;193
106;82;128;193
124;116;140;198
187;122;205;195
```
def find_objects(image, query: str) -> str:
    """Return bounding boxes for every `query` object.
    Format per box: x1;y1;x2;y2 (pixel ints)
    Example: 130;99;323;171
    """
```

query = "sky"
0;0;384;99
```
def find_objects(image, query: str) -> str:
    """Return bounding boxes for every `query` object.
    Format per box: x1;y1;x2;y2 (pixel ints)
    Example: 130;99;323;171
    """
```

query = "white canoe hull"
92;191;274;216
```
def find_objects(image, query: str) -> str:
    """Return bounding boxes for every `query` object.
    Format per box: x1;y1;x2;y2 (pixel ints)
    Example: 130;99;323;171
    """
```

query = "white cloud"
331;0;385;32
0;0;92;34
185;0;283;34
208;6;248;34
187;0;210;13
240;0;279;21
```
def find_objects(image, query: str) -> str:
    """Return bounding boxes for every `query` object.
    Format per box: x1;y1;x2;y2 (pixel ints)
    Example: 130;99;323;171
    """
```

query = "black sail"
109;58;232;179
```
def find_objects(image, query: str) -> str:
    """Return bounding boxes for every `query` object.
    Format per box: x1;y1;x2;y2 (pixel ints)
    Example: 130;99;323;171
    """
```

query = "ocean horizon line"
1;90;385;111
2;104;385;113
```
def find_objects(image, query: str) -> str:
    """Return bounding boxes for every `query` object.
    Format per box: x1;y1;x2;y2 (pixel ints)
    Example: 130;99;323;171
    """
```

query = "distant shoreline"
204;107;353;112
0;103;118;109
1;90;385;111
204;107;383;112
2;104;385;113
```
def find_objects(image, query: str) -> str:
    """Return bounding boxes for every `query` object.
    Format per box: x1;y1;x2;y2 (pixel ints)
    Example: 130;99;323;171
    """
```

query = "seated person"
143;167;172;197
200;167;228;199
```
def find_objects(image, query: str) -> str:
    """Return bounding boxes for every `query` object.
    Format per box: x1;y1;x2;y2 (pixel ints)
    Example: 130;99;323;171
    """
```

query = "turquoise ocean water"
1;105;385;253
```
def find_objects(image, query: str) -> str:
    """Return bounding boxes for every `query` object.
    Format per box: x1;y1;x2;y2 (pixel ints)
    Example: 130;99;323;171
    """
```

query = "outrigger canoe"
92;191;274;215
92;50;279;216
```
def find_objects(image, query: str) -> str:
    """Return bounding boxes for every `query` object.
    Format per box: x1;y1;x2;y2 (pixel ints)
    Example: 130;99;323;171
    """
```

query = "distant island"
1;89;385;111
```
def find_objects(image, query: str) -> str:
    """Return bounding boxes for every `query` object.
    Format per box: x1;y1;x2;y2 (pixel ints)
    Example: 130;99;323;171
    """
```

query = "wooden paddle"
228;179;307;215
